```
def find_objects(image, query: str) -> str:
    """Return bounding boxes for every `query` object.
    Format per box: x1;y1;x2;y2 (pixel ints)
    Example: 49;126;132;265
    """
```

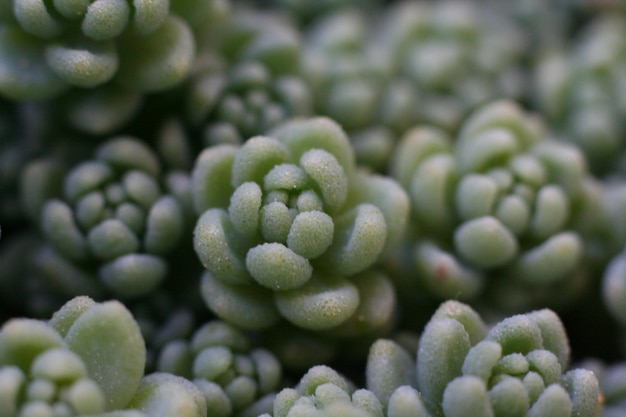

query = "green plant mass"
1;1;626;417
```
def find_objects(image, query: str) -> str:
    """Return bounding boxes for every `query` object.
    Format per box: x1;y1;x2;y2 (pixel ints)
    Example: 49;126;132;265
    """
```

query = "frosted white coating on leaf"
229;182;263;238
127;373;207;417
525;384;572;417
299;149;347;213
442;376;493;417
366;339;416;407
194;209;252;285
430;300;487;345
561;369;602;417
0;319;66;372
275;274;359;330
461;341;502;382
417;317;471;407
30;348;88;381
63;300;146;410
270;117;355;179
246;243;313;290
486;315;543;356
488;377;529;417
192;145;238;213
200;272;280;330
49;296;97;338
320;204;387;276
386;386;431;417
287;211;334;259
231;136;291;188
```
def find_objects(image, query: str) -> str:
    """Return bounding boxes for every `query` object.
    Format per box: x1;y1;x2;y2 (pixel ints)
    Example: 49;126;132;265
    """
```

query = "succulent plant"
0;296;146;414
389;100;594;312
183;10;311;145
377;1;527;133
413;300;601;417
38;136;187;298
534;14;626;176
300;8;416;171
157;319;282;417
192;116;408;331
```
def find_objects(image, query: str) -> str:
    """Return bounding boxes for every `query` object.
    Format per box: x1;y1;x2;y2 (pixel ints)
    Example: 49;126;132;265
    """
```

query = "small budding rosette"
185;10;311;143
390;100;592;311
39;137;186;298
157;320;282;417
534;14;626;176
192;117;408;331
413;300;601;417
260;365;379;417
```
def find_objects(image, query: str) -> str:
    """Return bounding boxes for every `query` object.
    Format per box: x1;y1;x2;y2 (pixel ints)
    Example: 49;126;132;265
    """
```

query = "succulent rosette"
183;10;311;145
0;296;146;414
39;136;187;298
301;8;417;171
157;320;282;417
192;117;408;331
390;100;594;311
534;14;626;176
377;1;527;133
412;300;601;417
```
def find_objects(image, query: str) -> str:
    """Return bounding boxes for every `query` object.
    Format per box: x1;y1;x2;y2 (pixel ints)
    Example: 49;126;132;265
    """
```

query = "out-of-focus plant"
157;319;282;417
534;14;626;176
389;100;596;313
192;116;407;331
579;359;626;417
413;300;601;417
377;1;527;133
37;137;188;298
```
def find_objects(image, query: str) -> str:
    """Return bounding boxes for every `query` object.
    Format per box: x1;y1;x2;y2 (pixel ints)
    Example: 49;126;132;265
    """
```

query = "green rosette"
0;296;146;415
39;137;187;298
192;116;408;331
414;300;601;417
534;13;626;176
156;320;282;417
390;100;595;312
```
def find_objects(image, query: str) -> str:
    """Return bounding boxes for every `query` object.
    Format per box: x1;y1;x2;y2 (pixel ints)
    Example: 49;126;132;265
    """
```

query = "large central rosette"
192;117;408;331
